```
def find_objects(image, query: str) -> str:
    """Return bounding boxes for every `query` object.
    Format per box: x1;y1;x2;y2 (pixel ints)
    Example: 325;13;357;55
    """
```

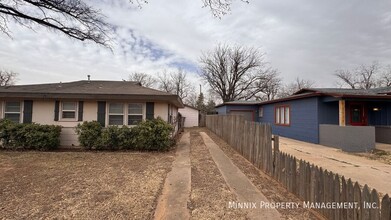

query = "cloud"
1;0;391;88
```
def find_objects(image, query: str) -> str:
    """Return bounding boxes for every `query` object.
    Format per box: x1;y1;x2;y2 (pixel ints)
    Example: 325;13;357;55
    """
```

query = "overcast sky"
1;0;391;87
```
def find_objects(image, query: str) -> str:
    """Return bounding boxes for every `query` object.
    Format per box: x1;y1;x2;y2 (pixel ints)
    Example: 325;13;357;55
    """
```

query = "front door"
350;103;367;126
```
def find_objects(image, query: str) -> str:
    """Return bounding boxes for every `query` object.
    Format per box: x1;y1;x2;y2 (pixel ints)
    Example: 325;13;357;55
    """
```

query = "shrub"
101;126;121;150
75;121;102;150
0;119;62;151
132;117;174;151
74;118;174;151
117;126;136;150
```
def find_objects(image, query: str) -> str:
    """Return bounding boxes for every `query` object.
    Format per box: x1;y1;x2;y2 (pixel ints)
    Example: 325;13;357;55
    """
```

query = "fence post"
273;135;279;177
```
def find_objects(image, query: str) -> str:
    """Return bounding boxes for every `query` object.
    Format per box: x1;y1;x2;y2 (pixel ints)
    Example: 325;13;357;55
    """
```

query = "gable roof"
215;86;391;108
0;80;184;107
294;87;391;98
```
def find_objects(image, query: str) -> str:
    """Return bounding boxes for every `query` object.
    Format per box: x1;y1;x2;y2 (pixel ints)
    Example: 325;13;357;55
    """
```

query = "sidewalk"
200;132;282;220
279;137;391;195
154;132;191;220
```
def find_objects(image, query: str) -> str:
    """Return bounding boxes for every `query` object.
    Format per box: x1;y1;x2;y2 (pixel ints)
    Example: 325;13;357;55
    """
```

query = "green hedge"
0;119;62;151
75;117;173;151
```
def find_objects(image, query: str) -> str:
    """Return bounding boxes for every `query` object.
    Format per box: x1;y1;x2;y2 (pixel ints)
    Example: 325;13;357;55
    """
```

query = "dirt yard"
0;151;174;219
353;149;391;165
189;131;248;219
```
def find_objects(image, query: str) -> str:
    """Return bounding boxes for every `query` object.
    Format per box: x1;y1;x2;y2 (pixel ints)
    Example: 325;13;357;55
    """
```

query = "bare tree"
128;72;157;88
202;0;249;17
199;44;276;102
157;69;195;102
0;70;18;86
335;61;382;89
278;77;315;98
0;0;111;46
1;0;249;45
379;65;391;87
254;70;281;101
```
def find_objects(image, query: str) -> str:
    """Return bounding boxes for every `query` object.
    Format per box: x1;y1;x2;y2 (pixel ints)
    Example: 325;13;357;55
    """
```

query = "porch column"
339;100;346;126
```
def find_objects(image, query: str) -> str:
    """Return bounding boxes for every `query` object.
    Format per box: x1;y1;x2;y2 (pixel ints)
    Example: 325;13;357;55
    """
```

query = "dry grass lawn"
0;151;174;219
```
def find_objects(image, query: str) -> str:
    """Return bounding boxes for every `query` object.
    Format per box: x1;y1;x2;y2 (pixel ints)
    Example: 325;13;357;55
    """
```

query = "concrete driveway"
279;137;391;195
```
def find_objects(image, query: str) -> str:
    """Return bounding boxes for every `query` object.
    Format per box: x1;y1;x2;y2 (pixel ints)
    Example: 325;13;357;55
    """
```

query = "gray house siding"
216;104;260;121
259;97;319;143
215;105;227;115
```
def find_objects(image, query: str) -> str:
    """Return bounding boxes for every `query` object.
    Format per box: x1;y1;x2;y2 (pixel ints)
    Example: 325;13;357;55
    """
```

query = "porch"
319;98;391;152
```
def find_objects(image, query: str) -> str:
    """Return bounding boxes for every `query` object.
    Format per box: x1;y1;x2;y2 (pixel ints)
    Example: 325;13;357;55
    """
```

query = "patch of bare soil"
189;131;248;220
0;151;174;219
201;128;324;220
353;149;391;165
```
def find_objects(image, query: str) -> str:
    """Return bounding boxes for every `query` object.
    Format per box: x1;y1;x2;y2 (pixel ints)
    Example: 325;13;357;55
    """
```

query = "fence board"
371;189;380;220
347;179;354;220
353;182;361;220
334;174;341;220
381;194;390;220
362;185;371;220
342;177;348;220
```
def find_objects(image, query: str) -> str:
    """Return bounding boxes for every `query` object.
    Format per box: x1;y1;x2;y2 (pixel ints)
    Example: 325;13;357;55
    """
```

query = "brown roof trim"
0;93;184;107
258;93;322;105
215;102;262;108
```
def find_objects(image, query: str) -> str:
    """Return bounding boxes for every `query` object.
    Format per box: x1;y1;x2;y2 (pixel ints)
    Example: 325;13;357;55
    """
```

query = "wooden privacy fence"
206;115;391;220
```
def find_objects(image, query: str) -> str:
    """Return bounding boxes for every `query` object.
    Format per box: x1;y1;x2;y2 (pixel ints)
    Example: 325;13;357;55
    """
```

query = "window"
275;106;290;126
4;102;21;123
61;102;77;119
109;103;124;125
259;107;264;118
128;103;143;125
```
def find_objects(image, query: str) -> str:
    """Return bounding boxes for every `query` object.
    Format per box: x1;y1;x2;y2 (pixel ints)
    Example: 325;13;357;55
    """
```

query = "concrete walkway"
200;132;282;220
279;137;391;195
154;132;191;220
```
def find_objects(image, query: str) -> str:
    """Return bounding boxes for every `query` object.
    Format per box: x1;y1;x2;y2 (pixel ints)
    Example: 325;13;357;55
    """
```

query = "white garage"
178;105;199;127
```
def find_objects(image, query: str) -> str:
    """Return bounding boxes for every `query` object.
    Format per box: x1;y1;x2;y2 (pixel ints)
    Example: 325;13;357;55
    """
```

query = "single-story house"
0;80;184;147
178;104;199;127
215;87;391;152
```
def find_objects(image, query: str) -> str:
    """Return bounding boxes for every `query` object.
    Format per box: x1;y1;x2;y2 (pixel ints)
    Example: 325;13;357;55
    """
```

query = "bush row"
0;119;62;151
75;117;174;151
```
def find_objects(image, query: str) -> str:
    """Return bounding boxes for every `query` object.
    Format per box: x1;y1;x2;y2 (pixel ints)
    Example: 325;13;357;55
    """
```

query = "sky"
1;0;391;88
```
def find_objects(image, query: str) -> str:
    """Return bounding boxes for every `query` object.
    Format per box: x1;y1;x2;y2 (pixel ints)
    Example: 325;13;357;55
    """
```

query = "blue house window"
275;105;290;126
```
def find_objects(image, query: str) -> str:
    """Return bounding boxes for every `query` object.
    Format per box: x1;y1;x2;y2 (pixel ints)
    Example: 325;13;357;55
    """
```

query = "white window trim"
2;101;23;123
59;101;78;121
106;102;146;126
127;103;144;126
275;106;290;126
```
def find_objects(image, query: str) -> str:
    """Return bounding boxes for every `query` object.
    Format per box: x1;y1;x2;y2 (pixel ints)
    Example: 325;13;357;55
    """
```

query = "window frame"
259;107;264;118
108;103;125;126
60;101;78;121
274;105;290;126
106;102;146;126
3;101;23;123
127;103;144;126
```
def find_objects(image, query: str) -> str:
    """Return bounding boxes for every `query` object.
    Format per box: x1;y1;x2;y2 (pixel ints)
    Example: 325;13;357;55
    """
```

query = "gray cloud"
1;0;391;87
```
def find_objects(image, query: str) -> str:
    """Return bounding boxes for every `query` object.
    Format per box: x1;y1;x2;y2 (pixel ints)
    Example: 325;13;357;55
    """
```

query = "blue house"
215;87;391;152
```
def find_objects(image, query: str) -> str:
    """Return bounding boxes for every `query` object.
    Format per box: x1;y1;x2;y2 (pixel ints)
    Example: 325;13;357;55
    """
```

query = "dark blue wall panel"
368;102;391;126
259;97;319;143
318;98;339;125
